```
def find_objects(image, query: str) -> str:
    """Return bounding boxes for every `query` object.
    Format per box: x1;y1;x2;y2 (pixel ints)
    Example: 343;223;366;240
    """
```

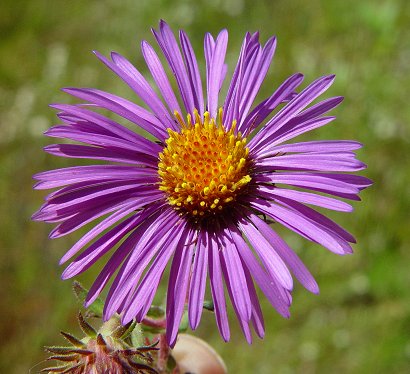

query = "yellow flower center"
158;109;251;219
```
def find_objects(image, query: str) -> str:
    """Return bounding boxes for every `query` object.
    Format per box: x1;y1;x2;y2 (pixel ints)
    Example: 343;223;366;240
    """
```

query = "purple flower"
33;21;371;347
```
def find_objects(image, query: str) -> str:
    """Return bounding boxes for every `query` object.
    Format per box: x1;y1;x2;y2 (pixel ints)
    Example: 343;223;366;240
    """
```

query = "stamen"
158;109;251;219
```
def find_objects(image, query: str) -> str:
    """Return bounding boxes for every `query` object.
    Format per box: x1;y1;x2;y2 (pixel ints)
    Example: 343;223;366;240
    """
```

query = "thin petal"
238;219;293;290
63;87;167;140
180;30;204;115
250;75;336;151
188;231;208;330
248;197;349;255
208;230;230;342
153;20;195;115
166;229;195;347
248;214;319;294
141;40;182;118
226;221;291;317
206;29;228;118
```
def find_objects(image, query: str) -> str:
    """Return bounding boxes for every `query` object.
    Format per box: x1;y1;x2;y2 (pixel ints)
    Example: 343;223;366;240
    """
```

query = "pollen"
158;109;251;218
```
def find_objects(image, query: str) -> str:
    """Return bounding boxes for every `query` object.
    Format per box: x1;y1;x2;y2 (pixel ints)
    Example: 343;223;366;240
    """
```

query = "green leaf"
167;353;177;372
146;305;165;318
178;311;189;333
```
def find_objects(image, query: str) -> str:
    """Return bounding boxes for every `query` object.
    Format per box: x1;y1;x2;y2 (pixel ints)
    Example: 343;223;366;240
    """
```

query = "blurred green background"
1;0;409;372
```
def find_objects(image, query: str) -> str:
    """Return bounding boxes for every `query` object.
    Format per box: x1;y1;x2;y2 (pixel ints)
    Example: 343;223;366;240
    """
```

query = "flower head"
43;313;158;374
34;20;371;346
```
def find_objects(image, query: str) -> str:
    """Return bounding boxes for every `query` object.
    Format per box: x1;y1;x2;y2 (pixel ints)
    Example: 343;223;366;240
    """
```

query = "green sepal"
77;312;97;338
112;319;136;340
130;323;144;348
45;346;92;356
203;300;215;311
129;361;159;374
72;281;104;318
41;363;82;373
40;364;70;373
60;331;85;348
47;354;79;362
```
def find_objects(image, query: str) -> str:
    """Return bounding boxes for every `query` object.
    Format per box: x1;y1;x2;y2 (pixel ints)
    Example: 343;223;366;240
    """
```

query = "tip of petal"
31;212;41;220
334;95;345;104
189;315;200;331
49;226;66;239
49;103;63;110
61;267;73;280
83;298;94;309
307;281;320;295
120;313;134;326
159;19;170;31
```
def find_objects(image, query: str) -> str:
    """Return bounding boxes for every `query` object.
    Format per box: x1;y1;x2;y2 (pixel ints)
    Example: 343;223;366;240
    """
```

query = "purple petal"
256;152;367;172
85;226;145;307
219;230;252;322
260;116;336;151
166;229;195;347
58;200;163;263
51;197;140;240
238;219;293;290
248;197;349;255
264;140;362;155
94;51;175;129
242;265;265;338
153;21;195;115
141;41;182;117
61;213;144;279
219;233;252;341
45;125;159;156
227;221;291;317
250;75;336;151
248;214;319;294
121;220;190;324
206;29;228;118
207;230;230;342
50;104;161;155
180;30;204;115
259;186;354;212
224;33;259;130
238;36;276;126
33;165;157;190
188;231;208;330
255;172;360;195
241;73;304;135
104;209;180;318
269;195;356;243
44;143;158;166
63;87;167;140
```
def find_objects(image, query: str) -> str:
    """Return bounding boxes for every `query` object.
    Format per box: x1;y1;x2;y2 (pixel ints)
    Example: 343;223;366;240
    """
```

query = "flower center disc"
158;109;251;219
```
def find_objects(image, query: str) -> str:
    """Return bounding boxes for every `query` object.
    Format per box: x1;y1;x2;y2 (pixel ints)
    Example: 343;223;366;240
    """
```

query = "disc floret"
158;109;251;219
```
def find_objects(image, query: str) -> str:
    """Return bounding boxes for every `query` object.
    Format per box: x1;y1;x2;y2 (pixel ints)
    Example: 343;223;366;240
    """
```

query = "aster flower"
33;20;371;347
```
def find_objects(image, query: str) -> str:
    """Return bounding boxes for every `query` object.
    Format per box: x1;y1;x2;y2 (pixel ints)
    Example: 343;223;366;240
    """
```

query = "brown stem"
157;333;170;373
141;316;167;330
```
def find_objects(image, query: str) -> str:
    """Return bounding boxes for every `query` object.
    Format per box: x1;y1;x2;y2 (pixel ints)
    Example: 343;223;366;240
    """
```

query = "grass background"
0;0;409;372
